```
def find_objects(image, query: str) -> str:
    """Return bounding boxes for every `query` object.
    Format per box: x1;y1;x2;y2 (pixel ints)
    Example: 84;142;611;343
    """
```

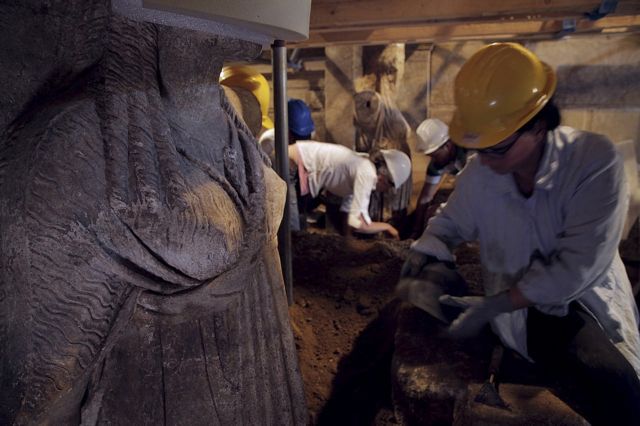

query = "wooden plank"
309;0;621;30
293;14;640;47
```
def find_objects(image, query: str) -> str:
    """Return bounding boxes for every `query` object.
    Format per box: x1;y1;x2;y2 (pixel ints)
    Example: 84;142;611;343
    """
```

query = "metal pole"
272;39;293;305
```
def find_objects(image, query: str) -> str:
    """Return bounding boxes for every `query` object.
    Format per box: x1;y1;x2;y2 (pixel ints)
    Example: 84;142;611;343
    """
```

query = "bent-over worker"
402;42;640;425
289;141;411;239
258;98;315;231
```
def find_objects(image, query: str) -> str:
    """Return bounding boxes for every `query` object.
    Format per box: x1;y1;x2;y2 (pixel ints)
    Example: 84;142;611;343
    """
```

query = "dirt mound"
289;232;409;423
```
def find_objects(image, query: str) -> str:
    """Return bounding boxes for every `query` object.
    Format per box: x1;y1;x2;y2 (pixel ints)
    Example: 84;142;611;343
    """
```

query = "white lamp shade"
113;0;311;44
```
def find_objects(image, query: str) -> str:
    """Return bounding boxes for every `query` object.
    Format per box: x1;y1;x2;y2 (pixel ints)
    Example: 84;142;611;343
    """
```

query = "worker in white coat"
288;141;411;239
401;42;640;425
411;118;467;238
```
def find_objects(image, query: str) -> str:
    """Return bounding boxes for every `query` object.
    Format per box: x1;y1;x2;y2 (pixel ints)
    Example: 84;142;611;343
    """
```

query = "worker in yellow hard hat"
399;42;640;424
220;65;274;133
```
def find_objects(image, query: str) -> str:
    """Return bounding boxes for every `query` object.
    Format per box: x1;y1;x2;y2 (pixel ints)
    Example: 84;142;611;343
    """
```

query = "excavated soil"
287;185;480;424
289;231;409;424
288;182;639;424
288;229;486;425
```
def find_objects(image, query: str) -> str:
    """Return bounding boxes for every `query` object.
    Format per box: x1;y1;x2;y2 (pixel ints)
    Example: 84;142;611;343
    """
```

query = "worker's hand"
439;292;513;339
400;250;432;277
385;224;400;240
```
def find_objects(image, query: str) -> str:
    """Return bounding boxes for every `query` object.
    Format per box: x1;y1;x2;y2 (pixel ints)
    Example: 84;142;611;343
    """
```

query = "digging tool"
395;261;467;323
474;344;510;409
395;277;450;323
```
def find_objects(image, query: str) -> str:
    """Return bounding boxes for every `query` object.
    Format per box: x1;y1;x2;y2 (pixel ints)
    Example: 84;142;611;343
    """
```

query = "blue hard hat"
288;99;315;137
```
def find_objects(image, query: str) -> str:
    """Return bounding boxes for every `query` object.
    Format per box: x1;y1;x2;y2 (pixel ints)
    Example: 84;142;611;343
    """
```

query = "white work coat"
412;126;640;376
296;141;377;228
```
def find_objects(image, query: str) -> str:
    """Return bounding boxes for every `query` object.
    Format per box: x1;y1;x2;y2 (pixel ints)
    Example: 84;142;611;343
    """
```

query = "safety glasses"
476;132;522;156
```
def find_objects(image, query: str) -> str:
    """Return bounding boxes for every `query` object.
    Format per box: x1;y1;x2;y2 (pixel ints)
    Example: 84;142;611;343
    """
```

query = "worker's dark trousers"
527;303;640;426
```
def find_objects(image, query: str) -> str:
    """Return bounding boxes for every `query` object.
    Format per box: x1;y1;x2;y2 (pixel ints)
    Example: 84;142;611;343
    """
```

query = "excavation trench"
290;219;640;425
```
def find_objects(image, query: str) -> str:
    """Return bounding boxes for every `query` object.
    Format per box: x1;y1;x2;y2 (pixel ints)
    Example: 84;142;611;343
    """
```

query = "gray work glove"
439;292;513;339
400;251;433;277
401;251;455;278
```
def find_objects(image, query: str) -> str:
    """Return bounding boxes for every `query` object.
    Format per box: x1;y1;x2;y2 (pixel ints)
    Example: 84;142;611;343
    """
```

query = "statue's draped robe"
0;9;306;425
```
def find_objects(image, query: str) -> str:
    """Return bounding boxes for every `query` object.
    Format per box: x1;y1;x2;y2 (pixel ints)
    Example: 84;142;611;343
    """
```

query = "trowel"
395;277;451;323
395;261;468;323
474;344;510;409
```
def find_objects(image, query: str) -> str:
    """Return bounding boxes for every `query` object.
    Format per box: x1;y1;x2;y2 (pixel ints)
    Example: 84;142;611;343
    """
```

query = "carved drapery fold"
0;5;305;424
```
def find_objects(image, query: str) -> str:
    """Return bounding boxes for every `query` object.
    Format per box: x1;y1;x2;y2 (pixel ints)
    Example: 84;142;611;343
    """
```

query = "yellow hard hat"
220;65;274;129
449;43;557;149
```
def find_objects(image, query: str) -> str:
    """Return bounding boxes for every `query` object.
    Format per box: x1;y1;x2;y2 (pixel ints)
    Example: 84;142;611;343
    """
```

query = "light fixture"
113;0;311;44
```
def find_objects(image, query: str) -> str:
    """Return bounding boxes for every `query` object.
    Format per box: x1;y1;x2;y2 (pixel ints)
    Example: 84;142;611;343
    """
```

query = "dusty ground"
289;230;408;424
287;183;477;424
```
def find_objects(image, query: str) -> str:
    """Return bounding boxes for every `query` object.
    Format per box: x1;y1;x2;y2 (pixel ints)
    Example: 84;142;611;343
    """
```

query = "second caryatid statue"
0;1;306;424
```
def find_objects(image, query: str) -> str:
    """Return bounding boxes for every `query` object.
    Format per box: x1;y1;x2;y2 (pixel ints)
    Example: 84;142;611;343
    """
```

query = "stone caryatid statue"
353;90;411;156
0;2;306;424
353;44;412;222
353;90;412;221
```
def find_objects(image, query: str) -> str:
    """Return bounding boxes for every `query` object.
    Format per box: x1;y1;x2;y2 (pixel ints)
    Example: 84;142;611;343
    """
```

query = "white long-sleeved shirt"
296;141;377;228
412;126;640;375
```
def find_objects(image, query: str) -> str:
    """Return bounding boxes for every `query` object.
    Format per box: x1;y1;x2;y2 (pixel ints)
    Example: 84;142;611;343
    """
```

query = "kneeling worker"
402;42;640;424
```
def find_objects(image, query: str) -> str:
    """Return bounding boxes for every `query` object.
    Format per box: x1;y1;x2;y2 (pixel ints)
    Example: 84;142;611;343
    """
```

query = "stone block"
398;44;431;130
392;305;493;425
325;45;362;146
429;42;485;107
561;108;640;152
453;384;588;426
532;34;640;68
392;305;589;426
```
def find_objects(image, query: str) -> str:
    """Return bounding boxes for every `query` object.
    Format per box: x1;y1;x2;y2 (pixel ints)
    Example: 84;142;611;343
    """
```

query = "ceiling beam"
289;0;640;47
309;0;640;31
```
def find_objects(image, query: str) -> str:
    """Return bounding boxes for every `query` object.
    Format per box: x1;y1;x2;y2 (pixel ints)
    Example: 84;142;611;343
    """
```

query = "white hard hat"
416;118;449;155
381;149;411;189
258;128;275;159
